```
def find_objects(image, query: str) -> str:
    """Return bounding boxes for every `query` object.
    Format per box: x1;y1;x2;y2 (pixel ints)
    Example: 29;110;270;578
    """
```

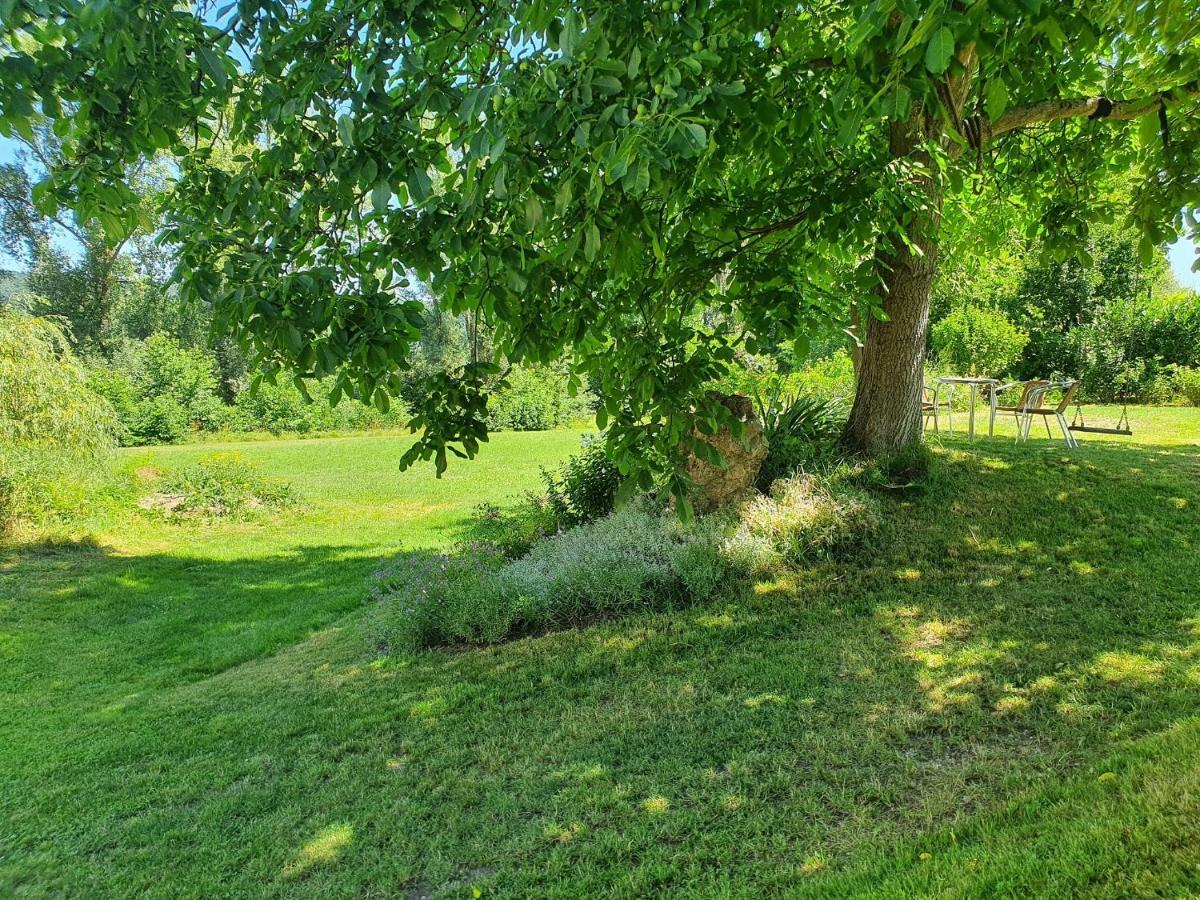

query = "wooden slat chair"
1016;380;1080;448
989;379;1049;438
922;383;952;433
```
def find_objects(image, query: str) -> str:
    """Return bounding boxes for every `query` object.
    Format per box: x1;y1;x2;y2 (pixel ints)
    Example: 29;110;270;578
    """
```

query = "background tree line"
0;129;594;445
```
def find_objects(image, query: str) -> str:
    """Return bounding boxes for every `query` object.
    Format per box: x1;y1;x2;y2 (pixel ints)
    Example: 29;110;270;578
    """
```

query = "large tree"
1;2;1197;494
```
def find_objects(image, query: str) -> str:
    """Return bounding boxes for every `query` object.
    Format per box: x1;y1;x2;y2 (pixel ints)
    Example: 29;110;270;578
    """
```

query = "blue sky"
2;136;1198;288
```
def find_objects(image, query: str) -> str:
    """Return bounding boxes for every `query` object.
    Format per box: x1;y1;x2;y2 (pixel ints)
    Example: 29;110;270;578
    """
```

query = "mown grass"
2;409;1199;897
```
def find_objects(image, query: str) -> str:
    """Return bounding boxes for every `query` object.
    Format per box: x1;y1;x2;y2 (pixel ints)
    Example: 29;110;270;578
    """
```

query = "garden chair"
1015;380;1080;448
988;379;1049;437
922;383;952;433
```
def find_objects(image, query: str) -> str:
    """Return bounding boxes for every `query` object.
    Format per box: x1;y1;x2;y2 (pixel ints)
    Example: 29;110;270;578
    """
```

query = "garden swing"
1068;394;1133;436
1064;237;1140;439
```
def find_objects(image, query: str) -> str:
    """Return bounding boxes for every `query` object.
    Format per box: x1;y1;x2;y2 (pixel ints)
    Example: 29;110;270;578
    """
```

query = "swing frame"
1068;397;1133;436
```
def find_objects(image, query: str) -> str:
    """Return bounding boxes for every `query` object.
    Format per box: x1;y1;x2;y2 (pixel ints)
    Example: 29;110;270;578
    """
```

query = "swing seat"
1069;391;1133;437
1068;424;1133;436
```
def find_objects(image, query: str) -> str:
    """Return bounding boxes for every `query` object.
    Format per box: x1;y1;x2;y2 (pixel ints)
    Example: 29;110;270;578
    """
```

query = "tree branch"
980;84;1200;145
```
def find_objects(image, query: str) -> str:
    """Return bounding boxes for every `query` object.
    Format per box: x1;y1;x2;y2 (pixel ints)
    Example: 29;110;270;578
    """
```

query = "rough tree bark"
842;119;944;454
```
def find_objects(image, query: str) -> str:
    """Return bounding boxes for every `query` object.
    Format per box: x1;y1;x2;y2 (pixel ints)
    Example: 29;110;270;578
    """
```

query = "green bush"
90;334;224;444
1178;367;1200;407
0;308;119;536
793;350;857;403
1061;297;1200;403
230;378;336;433
379;468;881;650
225;377;409;435
152;452;296;519
722;473;880;575
463;436;619;558
85;366;139;444
128;333;224;430
753;389;845;490
543;437;620;527
487;365;593;431
465;496;559;559
932;306;1029;377
129;394;191;445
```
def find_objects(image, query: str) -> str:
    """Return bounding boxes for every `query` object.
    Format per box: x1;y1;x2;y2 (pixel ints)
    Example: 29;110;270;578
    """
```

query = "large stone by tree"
679;393;767;513
3;2;1197;493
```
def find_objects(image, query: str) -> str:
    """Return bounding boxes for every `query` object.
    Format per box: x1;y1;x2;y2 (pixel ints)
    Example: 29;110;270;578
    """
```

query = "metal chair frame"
922;383;952;434
1015;380;1079;448
989;380;1050;439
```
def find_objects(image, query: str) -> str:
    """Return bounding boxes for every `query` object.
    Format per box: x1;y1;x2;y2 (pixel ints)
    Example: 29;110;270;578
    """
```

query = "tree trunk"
842;123;944;454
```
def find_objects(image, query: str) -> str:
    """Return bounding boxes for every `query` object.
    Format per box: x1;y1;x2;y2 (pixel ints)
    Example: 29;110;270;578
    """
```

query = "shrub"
794;350;857;403
1178;367;1200;407
379;469;882;651
0;308;119;535
753;389;845;490
724;473;880;575
127;333;224;430
0;461;14;540
0;307;118;453
543;437;620;527
464;436;619;558
151;452;296;518
93;334;224;444
376;503;732;650
932;306;1029;377
487;365;593;431
225;377;409;435
465;496;558;559
129;394;191;445
85;366;139;444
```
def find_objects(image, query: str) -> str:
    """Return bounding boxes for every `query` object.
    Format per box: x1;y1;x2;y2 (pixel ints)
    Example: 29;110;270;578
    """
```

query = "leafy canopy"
2;1;1197;494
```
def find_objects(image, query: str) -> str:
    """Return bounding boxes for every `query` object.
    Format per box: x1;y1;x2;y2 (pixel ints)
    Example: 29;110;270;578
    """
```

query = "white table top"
935;376;999;385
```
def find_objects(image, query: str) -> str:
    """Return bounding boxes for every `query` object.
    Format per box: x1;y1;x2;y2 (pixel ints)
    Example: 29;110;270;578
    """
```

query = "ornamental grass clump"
722;473;881;576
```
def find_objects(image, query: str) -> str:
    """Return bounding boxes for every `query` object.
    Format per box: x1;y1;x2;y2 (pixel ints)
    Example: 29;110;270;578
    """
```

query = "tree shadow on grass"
0;538;396;730
3;437;1200;896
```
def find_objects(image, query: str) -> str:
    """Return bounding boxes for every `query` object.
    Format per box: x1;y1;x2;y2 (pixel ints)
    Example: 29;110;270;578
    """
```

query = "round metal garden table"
935;376;1000;440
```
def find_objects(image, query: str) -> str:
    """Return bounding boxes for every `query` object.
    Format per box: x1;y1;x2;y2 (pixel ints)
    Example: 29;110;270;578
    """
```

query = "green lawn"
3;410;1200;897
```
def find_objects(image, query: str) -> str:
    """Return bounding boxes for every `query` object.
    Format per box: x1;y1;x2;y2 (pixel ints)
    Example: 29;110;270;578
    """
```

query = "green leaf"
682;122;707;153
360;158;378;186
408;168;432;202
371;180;391;213
197;46;228;90
337;115;354;146
887;84;912;121
1039;17;1066;50
561;9;581;58
1138;113;1159;147
925;27;955;74
524;195;543;229
627;46;641;78
1138;233;1156;266
985;78;1009;121
585;221;600;262
593;75;622;95
633;156;650;194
